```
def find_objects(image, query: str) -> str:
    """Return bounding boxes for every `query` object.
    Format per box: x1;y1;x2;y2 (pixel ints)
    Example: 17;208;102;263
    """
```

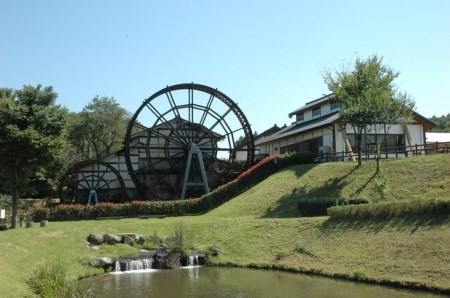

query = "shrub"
27;261;82;297
166;221;191;257
195;152;314;213
31;208;51;222
373;176;389;200
30;152;313;221
297;198;369;217
327;198;450;220
351;268;368;281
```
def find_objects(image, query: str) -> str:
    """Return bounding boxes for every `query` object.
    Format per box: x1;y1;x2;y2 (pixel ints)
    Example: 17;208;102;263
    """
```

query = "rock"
89;257;114;269
117;233;137;241
87;234;104;245
211;246;221;256
153;245;181;269
197;253;207;265
135;234;147;245
121;235;134;245
104;234;121;245
138;249;154;256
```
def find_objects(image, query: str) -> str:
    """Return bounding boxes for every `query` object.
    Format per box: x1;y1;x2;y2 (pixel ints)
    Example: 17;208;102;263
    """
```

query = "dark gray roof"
288;93;334;118
259;111;341;144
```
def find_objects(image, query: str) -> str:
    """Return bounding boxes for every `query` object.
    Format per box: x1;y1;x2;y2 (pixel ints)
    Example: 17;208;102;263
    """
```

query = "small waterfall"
114;261;121;272
114;257;154;272
187;255;199;267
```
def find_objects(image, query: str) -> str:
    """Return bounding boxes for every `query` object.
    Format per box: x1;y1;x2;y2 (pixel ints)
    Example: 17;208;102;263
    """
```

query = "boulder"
153;245;181;269
121;235;134;245
135;234;147;245
89;257;115;269
87;234;104;245
104;234;121;245
117;233;137;241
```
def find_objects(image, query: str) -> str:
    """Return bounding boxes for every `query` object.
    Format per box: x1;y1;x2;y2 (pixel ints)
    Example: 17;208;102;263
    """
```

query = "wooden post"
338;123;356;162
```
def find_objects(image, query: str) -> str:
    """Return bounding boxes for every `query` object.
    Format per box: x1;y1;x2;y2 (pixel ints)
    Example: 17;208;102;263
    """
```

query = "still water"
81;266;442;298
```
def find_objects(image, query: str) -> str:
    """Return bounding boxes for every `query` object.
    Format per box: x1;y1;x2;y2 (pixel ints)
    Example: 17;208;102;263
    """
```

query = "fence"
317;141;450;162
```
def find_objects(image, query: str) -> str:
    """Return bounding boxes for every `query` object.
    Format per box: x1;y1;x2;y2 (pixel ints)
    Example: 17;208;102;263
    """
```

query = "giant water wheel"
58;160;126;204
124;83;255;200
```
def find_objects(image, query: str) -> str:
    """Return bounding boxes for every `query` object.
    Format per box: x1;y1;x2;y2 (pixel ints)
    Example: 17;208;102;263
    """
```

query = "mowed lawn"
0;154;449;297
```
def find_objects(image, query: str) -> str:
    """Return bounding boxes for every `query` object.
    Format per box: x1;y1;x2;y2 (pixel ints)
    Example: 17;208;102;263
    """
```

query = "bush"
297;198;369;217
27;261;82;297
327;198;450;220
194;152;314;213
29;152;314;221
166;221;191;257
351;268;368;281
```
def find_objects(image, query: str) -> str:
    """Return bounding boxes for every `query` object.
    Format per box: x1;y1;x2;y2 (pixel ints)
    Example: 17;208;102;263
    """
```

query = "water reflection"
81;267;442;298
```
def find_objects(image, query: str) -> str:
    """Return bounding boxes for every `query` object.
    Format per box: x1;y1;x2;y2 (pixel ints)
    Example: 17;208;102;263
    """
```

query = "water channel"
80;266;443;297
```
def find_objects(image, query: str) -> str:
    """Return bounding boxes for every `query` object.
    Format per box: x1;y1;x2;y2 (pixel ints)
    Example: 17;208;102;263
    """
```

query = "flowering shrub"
190;151;313;213
30;152;313;221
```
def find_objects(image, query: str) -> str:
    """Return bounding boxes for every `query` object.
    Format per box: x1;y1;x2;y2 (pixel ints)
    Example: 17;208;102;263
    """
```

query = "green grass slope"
0;155;449;297
205;154;450;219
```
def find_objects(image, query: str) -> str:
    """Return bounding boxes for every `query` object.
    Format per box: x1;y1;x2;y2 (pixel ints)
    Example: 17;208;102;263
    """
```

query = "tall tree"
0;85;68;228
67;96;131;162
324;54;415;169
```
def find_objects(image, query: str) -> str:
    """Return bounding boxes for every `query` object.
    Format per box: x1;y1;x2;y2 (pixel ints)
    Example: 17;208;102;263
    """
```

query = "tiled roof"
259;112;341;144
288;93;334;118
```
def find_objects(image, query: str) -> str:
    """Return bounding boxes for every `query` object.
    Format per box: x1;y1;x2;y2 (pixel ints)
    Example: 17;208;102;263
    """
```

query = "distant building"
254;94;435;160
236;124;286;161
426;132;450;143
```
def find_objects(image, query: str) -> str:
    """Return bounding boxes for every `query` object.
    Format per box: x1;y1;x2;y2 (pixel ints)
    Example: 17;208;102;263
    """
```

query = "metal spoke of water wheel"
124;83;255;200
58;160;126;204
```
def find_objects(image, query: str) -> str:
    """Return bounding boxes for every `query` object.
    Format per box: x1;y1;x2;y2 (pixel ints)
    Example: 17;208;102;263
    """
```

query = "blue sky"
1;0;449;134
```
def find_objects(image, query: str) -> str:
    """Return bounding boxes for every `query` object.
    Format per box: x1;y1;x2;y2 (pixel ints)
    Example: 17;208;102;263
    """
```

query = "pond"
80;266;442;297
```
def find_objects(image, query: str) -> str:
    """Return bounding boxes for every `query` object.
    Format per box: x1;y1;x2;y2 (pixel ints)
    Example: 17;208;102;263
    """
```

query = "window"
280;137;323;155
312;107;321;117
346;134;405;153
330;101;341;110
296;113;304;122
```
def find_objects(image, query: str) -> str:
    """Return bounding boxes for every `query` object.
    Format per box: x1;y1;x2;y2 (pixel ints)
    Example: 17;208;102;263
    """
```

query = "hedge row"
30;152;313;221
187;152;314;214
298;198;369;217
327;198;450;220
30;200;201;221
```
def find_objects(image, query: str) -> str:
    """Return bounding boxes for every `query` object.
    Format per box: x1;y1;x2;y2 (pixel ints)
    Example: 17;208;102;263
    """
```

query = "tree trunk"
11;166;19;228
356;134;362;166
376;143;381;175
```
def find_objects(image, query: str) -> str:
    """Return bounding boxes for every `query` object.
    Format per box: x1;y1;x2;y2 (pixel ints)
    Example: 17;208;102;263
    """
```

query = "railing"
316;141;450;162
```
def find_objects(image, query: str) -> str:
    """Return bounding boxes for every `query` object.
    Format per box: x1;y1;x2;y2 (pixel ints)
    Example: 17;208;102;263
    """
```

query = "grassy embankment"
0;154;449;297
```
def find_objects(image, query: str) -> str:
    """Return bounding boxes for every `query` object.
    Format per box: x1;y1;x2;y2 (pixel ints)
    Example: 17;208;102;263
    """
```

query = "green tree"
429;114;450;132
324;54;415;170
0;85;68;228
67;96;131;162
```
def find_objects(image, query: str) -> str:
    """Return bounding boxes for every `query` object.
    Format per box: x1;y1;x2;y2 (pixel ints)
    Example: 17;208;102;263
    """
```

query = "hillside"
0;154;449;296
205;154;450;218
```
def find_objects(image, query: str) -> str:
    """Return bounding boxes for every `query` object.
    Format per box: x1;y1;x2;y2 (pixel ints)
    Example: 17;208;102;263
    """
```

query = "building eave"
413;112;436;130
288;93;334;118
259;112;341;145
